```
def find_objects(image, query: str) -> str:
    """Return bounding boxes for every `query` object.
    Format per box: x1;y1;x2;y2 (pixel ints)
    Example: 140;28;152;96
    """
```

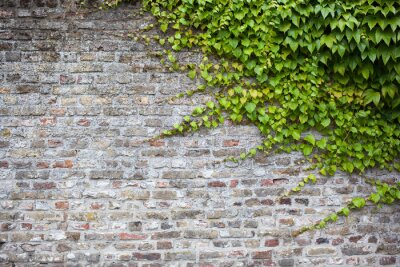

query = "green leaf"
160;23;168;32
304;134;315;145
316;138;327;149
206;101;215;109
299;114;308;124
303;145;313;156
308;174;317;183
370;193;380;204
245;102;256;113
254;65;263;76
352;197;366;208
382;85;396;99
188;70;196;79
341;207;350;216
233;48;242;58
363;89;381;106
321;118;331;128
321;34;336;49
229;39;239;49
234;11;245;20
292;130;301;140
242;38;251;47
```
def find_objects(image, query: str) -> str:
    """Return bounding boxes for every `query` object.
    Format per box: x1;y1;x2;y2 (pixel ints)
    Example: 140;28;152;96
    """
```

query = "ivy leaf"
321;35;336;49
308;174;317;183
246;60;256;70
352;197;366;208
382;85;396;99
292;130;301;140
321;118;331;128
342;162;354;173
304;134;315;145
254;65;263;76
242;39;251;47
341;207;350;216
232;48;242;58
316;138;327;149
160;23;168;32
288;102;298;110
370;193;380;204
303;145;313;156
229;39;239;49
299;114;308;124
234;11;245;20
245;102;256;113
206;101;215;109
188;70;196;79
363;89;381;106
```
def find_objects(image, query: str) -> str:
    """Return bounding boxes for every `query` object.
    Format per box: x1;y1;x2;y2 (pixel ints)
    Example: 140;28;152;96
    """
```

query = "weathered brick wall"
0;1;399;266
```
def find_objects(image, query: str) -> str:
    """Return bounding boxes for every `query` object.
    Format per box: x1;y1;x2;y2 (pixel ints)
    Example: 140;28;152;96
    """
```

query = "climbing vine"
92;0;400;234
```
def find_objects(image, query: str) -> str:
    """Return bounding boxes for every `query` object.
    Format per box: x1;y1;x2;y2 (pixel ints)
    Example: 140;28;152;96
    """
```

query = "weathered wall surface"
0;1;399;266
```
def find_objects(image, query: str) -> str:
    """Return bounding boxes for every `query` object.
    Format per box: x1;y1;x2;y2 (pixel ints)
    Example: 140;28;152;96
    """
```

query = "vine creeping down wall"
0;1;399;266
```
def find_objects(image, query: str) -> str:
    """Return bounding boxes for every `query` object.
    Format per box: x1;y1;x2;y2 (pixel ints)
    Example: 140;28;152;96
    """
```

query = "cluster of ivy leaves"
95;0;400;233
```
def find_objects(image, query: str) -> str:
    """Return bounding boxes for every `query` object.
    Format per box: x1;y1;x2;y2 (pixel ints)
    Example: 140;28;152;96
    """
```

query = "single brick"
132;253;161;261
252;251;272;259
119;233;147;240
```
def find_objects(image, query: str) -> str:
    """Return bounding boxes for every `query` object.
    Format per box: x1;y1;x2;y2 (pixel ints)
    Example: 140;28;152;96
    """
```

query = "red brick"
349;235;363;243
156;181;169;188
279;218;294;226
223;140;239;147
230;250;247;258
132;253;161;261
1;223;14;231
50;108;66;116
261;179;273;186
157;241;172;249
208;181;226;187
332;237;344;246
39;117;56;126
112;181;122;188
265;239;279;247
90;203;104;210
119;233;147;240
261;199;274;205
150;139;164;147
48;140;63;147
37;162;49;169
74;223;90;230
55;201;69;210
52;160;73;168
33;182;56;190
77;119;90;126
21;223;32;230
252;250;272;259
0;161;9;168
273;178;289;185
230;179;238;188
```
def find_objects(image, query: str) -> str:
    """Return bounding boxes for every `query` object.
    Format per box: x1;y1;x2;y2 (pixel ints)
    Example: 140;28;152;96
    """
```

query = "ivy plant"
92;0;400;234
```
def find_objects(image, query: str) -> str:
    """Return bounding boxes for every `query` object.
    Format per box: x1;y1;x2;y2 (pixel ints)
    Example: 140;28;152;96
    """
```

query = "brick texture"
0;1;399;266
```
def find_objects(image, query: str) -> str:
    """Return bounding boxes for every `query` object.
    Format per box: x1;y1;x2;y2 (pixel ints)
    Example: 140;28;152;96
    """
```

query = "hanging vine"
87;0;400;234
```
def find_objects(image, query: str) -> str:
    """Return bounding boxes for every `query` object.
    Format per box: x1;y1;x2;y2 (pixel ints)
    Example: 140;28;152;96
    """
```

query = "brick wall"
0;1;399;266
